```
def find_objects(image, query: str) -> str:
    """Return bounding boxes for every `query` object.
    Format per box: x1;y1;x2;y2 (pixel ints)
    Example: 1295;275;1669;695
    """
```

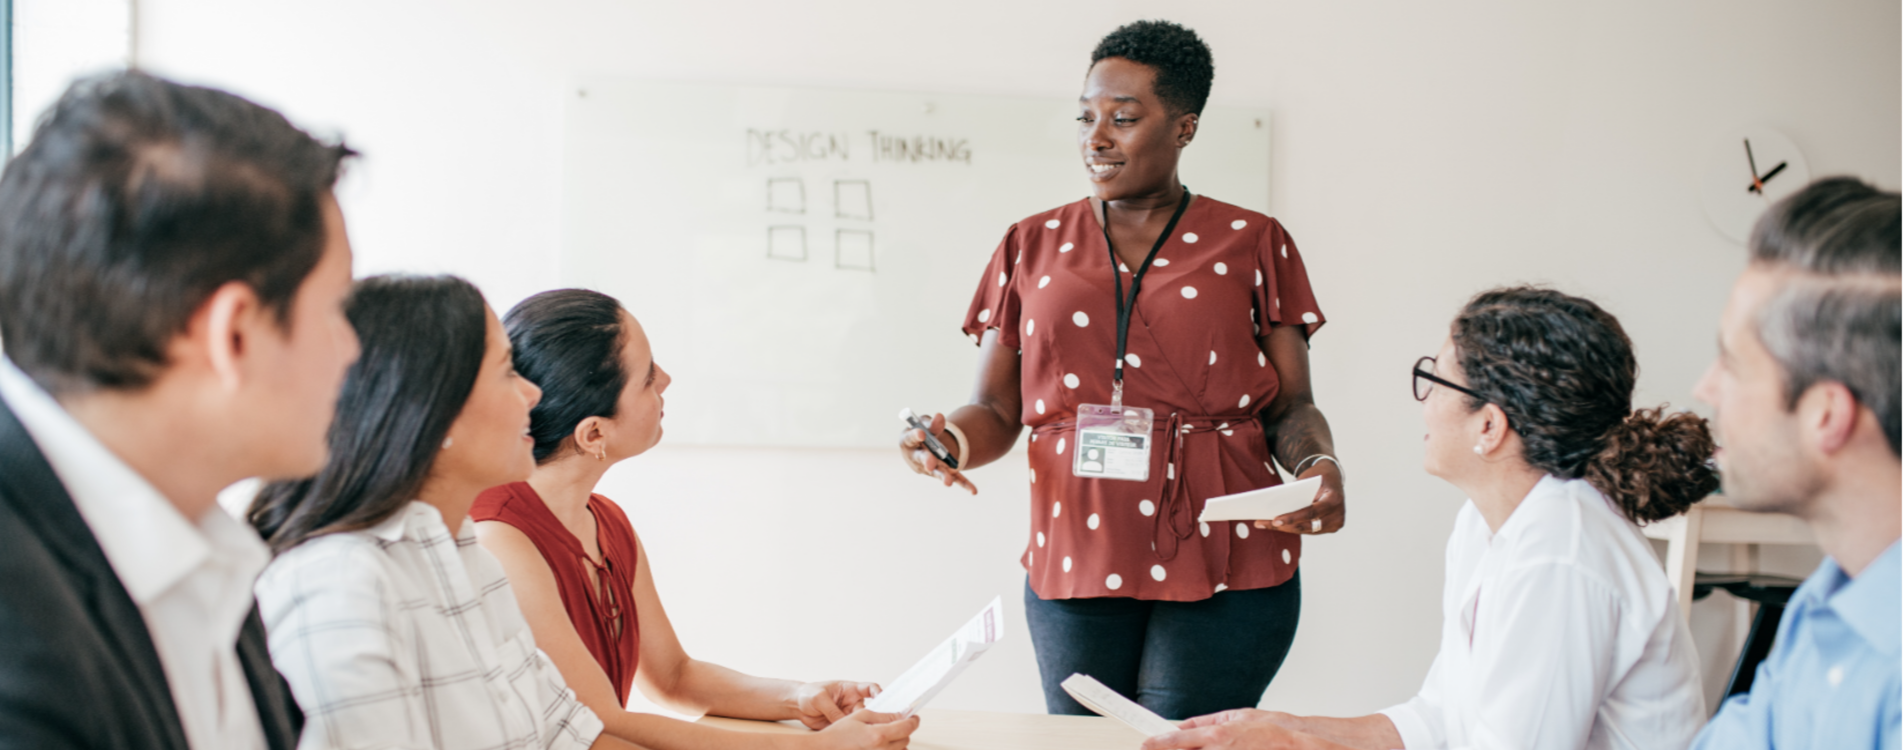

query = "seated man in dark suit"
0;71;359;749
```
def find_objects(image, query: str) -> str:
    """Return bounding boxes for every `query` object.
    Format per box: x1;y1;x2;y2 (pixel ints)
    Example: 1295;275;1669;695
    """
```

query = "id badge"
1072;403;1155;482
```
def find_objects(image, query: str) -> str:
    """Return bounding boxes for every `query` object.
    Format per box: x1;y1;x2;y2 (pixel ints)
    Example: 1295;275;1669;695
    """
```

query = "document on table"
1060;674;1180;737
1197;476;1322;523
863;596;1003;717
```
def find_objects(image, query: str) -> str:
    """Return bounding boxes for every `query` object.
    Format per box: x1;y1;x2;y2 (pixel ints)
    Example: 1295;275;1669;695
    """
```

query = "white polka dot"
1215;583;1229;592
1218;422;1230;430
1214;262;1228;275
1199;522;1211;537
1153;258;1170;267
998;272;1007;287
1039;275;1051;288
1046;219;1061;229
1181;286;1199;299
1239;394;1252;408
1274;297;1281;310
1053;501;1062;518
1150;564;1167;581
1139;499;1156;516
1037;532;1046;547
1281;548;1292;564
1105;573;1123;590
1087;513;1100;530
1828;665;1845;687
1035;399;1046;414
1281;243;1289;258
1222;429;1235;436
1183;233;1199;244
1015;251;1022;264
1073;311;1090;327
1030;469;1037;483
1125;353;1142;368
1167;464;1175;480
1064;373;1080;389
1060;242;1075;253
1255;269;1264;286
1209;350;1218;365
977;308;991;323
1119;263;1130;272
1231;219;1248;230
1258;351;1267;367
1026;319;1036;336
1056;437;1067;455
1236;523;1251;539
1062;556;1073;572
1302;312;1319;324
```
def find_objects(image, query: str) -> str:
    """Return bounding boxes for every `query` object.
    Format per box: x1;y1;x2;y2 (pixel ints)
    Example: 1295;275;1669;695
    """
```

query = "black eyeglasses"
1413;356;1485;402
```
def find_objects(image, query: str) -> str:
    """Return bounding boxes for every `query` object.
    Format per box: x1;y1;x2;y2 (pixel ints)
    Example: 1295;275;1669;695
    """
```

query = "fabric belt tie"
1034;412;1262;563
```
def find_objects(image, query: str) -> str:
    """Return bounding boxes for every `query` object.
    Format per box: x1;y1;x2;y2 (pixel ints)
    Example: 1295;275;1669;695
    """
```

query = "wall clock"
1701;126;1810;245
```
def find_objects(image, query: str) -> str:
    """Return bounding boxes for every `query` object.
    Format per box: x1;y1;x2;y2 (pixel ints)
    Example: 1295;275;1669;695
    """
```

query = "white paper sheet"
1197;476;1323;523
1060;674;1180;737
863;596;1003;717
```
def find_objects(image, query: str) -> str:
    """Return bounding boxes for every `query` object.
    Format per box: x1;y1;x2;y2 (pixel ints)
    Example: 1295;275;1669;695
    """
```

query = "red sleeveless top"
473;482;641;704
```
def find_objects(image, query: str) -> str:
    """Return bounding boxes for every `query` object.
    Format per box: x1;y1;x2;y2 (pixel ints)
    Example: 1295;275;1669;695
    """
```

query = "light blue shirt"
1693;540;1901;750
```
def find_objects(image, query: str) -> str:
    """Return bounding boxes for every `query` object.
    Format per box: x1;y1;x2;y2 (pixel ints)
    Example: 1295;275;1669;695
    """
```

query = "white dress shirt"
1379;475;1705;750
0;360;268;750
256;500;604;750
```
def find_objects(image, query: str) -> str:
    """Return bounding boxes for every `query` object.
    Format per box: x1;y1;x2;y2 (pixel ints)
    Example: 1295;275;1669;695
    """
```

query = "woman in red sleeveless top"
473;290;917;750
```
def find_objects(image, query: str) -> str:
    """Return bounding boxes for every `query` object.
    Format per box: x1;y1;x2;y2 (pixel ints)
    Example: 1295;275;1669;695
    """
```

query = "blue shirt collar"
1812;540;1902;657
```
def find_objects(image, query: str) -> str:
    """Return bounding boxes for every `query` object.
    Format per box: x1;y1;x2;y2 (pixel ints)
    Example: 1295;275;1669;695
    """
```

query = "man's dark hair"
1091;20;1215;116
0;70;356;395
1749;176;1902;455
503;289;632;464
249;275;489;555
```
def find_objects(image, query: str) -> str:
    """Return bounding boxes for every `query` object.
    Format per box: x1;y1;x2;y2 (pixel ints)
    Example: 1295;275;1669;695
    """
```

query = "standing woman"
898;20;1345;718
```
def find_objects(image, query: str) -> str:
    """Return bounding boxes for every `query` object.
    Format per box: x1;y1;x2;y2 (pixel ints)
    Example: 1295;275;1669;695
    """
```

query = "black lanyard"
1102;188;1192;401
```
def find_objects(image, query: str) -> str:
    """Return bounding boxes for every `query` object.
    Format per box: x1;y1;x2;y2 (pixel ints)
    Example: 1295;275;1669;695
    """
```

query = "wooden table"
701;709;1147;750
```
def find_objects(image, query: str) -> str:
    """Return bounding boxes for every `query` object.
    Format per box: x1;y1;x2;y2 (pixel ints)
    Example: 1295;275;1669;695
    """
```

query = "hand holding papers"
1060;673;1179;737
863;596;1003;717
1197;476;1322;524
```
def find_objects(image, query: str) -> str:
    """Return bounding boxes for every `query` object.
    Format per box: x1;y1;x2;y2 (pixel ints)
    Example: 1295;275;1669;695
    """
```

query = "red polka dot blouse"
964;196;1325;602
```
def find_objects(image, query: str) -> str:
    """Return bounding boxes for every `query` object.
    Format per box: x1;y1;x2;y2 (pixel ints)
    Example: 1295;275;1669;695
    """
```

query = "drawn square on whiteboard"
835;179;873;220
767;178;805;214
767;226;807;262
836;230;874;271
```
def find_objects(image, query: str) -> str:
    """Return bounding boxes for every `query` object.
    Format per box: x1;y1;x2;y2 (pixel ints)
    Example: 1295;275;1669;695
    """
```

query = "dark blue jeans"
1023;572;1301;720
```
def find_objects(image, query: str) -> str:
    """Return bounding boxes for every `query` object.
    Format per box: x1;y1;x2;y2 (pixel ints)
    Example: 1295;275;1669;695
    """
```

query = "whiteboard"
562;78;1269;447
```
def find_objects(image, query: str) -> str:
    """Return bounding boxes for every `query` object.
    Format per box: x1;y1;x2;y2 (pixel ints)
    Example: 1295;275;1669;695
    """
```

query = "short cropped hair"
0;70;356;395
1749;177;1902;455
1091;20;1215;117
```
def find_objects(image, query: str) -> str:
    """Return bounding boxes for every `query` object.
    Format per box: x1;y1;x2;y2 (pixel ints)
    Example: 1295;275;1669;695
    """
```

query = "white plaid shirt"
256;501;604;750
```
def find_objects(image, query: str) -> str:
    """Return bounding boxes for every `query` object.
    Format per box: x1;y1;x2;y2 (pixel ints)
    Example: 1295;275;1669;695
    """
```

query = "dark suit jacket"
0;399;302;749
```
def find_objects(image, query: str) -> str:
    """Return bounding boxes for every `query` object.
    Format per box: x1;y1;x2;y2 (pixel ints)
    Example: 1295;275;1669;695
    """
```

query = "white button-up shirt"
0;361;268;750
256;500;604;750
1380;475;1705;750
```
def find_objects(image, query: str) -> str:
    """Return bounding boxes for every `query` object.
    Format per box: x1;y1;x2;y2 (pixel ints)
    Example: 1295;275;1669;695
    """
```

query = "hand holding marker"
900;408;977;495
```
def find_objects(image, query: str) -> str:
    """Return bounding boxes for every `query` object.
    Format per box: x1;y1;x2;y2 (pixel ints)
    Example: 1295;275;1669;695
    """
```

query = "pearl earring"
1473;444;1483;454
442;437;454;450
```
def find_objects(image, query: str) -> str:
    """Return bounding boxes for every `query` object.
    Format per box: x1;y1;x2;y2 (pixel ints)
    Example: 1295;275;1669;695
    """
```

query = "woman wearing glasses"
1144;286;1713;750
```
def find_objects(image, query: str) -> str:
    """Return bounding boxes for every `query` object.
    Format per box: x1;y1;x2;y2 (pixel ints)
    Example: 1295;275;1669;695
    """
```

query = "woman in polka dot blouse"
897;21;1346;720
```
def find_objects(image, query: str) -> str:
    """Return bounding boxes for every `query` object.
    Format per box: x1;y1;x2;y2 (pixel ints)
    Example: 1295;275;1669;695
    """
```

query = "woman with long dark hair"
1143;286;1713;750
248;275;640;750
471;288;918;750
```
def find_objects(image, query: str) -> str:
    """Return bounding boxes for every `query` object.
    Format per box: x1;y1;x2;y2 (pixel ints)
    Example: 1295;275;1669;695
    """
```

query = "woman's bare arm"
1255;326;1346;534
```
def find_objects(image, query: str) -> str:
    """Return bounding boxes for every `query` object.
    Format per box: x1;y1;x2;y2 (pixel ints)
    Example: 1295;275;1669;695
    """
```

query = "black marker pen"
899;408;959;470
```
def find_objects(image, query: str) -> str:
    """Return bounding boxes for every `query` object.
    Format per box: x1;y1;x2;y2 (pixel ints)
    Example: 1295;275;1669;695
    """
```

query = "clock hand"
1758;162;1788;184
1744;139;1765;194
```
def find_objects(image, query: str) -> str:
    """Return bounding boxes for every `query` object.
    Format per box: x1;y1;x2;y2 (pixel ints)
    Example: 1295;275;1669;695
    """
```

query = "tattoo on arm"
1265;402;1336;474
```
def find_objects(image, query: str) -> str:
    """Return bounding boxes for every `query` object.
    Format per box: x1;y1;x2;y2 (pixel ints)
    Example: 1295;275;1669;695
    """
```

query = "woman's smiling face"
1078;56;1195;202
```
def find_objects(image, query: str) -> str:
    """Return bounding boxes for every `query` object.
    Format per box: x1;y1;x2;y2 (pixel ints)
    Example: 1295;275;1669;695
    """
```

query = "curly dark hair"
1452;287;1718;523
1091;20;1215;117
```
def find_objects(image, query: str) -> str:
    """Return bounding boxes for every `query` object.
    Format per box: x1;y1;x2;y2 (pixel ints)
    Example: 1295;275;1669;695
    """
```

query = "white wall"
140;0;1899;719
